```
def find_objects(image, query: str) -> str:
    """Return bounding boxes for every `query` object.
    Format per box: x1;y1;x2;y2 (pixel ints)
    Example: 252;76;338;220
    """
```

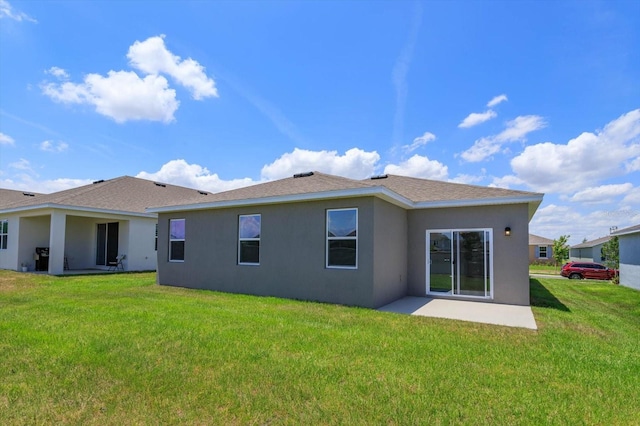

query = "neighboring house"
0;177;209;274
529;234;554;264
612;224;640;291
569;235;611;263
148;172;544;309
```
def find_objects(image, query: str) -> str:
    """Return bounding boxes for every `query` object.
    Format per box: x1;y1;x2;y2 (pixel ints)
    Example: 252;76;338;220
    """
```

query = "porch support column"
48;211;66;275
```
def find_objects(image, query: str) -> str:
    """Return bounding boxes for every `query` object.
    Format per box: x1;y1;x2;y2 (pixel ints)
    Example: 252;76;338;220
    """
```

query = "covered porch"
17;208;156;275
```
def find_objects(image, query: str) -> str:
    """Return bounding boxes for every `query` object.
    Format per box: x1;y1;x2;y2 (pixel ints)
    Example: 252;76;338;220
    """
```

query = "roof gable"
529;234;554;245
571;235;612;248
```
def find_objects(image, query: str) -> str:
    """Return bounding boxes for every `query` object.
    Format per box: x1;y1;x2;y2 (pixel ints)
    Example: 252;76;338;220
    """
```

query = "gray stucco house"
148;172;543;308
569;235;612;263
612;224;640;290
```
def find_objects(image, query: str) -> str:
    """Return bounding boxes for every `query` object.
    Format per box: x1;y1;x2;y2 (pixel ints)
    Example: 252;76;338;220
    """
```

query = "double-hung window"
238;214;261;265
326;208;357;268
538;246;547;259
0;219;7;250
169;219;185;262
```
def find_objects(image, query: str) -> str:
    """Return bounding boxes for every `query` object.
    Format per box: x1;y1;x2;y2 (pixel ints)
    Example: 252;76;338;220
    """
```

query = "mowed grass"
529;263;561;275
1;272;639;425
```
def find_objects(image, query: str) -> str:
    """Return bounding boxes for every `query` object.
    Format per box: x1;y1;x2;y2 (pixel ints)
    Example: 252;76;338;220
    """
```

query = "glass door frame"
425;228;494;300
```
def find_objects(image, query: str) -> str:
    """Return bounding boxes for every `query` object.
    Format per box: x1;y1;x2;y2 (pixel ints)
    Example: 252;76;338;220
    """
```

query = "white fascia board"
612;226;640;237
411;194;543;210
0;203;156;218
147;187;414;213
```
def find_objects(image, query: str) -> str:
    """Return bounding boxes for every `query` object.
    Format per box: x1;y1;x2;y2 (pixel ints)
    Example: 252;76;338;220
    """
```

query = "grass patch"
529;263;561;275
1;271;639;424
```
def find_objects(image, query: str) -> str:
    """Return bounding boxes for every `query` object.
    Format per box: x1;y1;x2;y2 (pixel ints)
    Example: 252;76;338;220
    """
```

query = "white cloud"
0;132;15;145
42;70;179;123
46;66;69;80
391;2;422;147
0;175;92;193
403;132;436;153
458;110;497;128
40;140;69;153
569;183;634;204
9;158;33;172
449;172;486;185
137;159;256;193
261;148;380;180
383;154;448;180
460;115;546;162
489;174;525;189
510;109;640;193
487;94;508;108
127;35;218;100
530;203;638;246
0;0;36;23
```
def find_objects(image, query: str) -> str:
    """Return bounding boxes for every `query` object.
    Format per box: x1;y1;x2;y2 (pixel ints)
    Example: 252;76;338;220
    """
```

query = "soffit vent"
293;172;314;178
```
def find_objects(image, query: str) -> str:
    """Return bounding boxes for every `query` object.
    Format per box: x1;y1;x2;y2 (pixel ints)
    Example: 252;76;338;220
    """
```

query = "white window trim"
0;219;7;250
238;214;261;266
425;228;494;300
169;218;185;263
326;208;358;269
538;245;548;259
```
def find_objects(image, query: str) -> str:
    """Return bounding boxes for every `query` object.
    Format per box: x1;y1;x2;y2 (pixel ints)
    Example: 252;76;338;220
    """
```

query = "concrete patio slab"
379;297;537;330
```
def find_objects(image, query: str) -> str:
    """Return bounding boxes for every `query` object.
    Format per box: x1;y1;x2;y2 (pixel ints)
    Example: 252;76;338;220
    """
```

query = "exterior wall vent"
293;172;314;178
92;180;104;184
154;182;167;187
370;174;388;180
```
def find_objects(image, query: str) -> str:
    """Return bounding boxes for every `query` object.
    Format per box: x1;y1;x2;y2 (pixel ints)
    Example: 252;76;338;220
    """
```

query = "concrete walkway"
378;297;537;330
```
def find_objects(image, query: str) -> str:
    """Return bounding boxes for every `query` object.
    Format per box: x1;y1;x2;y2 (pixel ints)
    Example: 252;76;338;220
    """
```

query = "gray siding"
158;197;377;308
619;233;640;290
372;198;407;307
406;204;530;306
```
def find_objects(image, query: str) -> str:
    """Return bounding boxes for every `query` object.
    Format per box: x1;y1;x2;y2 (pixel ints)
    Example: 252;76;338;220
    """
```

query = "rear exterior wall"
407;203;531;306
157;197;378;308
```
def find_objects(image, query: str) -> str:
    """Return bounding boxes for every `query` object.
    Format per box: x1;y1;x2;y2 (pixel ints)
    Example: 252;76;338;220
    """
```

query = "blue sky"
1;0;639;244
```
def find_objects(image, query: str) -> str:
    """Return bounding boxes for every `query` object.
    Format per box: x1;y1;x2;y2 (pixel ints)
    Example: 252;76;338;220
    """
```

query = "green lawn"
529;263;561;275
1;271;639;424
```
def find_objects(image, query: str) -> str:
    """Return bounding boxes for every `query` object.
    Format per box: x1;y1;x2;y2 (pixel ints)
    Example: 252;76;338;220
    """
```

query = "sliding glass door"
427;229;492;298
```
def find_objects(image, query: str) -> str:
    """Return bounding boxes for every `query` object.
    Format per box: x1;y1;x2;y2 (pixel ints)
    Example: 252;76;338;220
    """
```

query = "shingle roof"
373;174;538;203
0;176;208;215
148;172;543;212
0;188;44;207
529;234;554;245
571;235;612;248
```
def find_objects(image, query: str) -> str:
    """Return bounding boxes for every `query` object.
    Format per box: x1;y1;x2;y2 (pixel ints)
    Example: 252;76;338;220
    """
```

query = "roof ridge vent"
198;190;208;195
154;182;167;187
293;171;314;178
370;174;388;180
92;180;104;184
22;192;35;197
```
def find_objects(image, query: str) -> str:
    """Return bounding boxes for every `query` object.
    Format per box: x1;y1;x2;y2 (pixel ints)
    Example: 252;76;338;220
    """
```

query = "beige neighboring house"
612;224;640;291
529;234;554;264
148;172;544;308
0;177;209;274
